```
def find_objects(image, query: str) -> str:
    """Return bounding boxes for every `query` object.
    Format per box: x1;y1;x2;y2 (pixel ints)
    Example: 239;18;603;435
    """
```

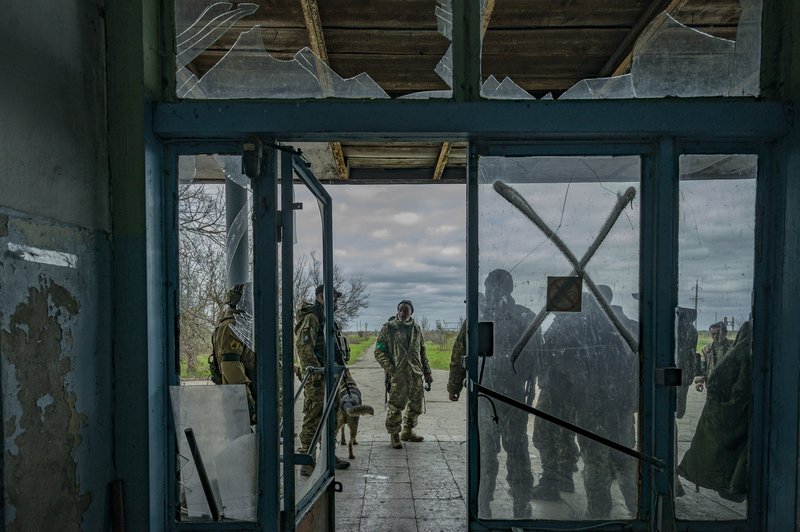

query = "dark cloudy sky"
292;155;757;334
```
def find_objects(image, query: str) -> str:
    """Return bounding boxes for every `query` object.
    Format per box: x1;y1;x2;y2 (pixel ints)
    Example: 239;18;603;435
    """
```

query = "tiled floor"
334;439;467;532
300;347;747;530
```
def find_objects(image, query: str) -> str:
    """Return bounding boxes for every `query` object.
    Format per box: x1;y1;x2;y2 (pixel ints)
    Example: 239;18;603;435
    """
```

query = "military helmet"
484;269;513;295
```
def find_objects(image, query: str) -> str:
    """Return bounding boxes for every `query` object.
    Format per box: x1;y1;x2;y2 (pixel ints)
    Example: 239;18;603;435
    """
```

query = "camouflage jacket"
447;322;467;395
294;301;348;371
700;337;733;376
374;316;431;377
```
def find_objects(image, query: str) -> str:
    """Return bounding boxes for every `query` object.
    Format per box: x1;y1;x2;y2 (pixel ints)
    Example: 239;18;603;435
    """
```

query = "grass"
346;334;376;364
344;331;458;370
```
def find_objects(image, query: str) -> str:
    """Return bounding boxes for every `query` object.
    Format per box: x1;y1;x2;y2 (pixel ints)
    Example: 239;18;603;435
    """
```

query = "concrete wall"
0;1;113;530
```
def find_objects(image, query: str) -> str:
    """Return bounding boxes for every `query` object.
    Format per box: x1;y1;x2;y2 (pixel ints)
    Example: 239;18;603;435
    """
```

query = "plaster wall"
0;0;114;530
0;0;110;231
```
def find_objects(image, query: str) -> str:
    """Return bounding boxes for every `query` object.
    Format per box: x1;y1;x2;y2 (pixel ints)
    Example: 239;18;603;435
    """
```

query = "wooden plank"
432;142;452;180
598;0;673;77
347;157;439;168
608;0;738;77
342;145;441;158
206;27;448;56
488;0;647;28
330;142;350;179
482;28;629;57
300;0;349;179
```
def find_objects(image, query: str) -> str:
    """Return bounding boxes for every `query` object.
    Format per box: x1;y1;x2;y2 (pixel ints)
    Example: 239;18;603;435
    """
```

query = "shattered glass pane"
175;1;449;99
675;154;755;521
478;0;761;100
169;385;256;521
477;155;641;521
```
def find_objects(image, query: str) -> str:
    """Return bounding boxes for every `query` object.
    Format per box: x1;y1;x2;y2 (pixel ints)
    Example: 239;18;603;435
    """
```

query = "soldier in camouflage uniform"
294;285;351;476
374;300;433;449
694;321;732;392
533;286;638;518
475;270;540;518
447;322;467;402
447;293;484;402
212;283;257;424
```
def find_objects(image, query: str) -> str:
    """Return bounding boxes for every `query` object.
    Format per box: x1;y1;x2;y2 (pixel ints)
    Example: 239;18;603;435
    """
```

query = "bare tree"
177;183;369;375
178;184;227;372
293;250;369;328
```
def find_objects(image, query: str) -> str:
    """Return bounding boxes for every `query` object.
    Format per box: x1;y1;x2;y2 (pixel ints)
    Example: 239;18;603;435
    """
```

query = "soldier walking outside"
294;285;351;476
374;300;433;449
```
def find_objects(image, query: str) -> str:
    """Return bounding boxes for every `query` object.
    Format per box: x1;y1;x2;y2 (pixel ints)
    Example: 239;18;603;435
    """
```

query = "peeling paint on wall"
1;208;113;531
2;281;90;531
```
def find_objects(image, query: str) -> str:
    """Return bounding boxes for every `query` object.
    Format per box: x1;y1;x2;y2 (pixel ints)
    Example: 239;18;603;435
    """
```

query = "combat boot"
334;456;351;470
400;428;424;442
390;433;403;449
530;478;560;501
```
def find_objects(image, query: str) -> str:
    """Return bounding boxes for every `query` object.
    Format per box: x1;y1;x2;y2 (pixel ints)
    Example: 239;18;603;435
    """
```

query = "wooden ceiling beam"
598;0;677;78
432;0;495;180
300;0;349;180
432;142;453;180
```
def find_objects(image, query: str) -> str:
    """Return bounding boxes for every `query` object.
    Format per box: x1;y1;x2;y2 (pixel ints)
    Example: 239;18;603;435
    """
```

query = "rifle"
384;372;391;404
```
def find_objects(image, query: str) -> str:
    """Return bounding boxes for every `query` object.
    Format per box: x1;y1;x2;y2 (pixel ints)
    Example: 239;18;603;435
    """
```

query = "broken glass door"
470;153;643;525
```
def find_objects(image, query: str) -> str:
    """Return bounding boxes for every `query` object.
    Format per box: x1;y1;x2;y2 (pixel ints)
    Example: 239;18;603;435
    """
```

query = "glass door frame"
153;100;798;532
465;139;775;531
162;142;337;531
279;148;339;530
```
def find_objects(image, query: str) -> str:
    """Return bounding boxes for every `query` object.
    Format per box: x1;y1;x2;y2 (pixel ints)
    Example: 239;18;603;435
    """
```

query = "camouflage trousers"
532;388;580;483
478;398;534;506
385;371;424;434
579;411;637;518
298;375;337;453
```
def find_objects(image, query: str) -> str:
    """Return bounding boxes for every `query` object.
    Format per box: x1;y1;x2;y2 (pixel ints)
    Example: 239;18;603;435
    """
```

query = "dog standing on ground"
337;370;375;459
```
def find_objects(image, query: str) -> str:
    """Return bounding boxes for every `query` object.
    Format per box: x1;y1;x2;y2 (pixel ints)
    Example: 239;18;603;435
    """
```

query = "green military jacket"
212;306;257;421
294;301;349;371
448;322;467;395
678;322;752;493
374;316;431;377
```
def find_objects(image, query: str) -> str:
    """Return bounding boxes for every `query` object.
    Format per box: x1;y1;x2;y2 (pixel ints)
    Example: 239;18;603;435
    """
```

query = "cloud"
391;212;422;225
289;161;757;332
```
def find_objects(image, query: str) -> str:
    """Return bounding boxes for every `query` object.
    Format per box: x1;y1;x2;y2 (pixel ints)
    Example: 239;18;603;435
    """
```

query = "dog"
337;370;375;459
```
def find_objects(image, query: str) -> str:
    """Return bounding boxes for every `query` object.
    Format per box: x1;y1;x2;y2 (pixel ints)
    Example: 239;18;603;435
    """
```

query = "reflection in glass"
478;156;641;520
675;154;756;520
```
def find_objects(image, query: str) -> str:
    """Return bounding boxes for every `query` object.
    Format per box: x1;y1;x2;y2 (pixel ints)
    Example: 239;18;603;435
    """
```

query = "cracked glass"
674;154;756;520
477;155;641;521
175;1;451;99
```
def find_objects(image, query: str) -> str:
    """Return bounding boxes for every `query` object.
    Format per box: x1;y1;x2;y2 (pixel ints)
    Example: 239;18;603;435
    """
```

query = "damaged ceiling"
177;0;744;184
